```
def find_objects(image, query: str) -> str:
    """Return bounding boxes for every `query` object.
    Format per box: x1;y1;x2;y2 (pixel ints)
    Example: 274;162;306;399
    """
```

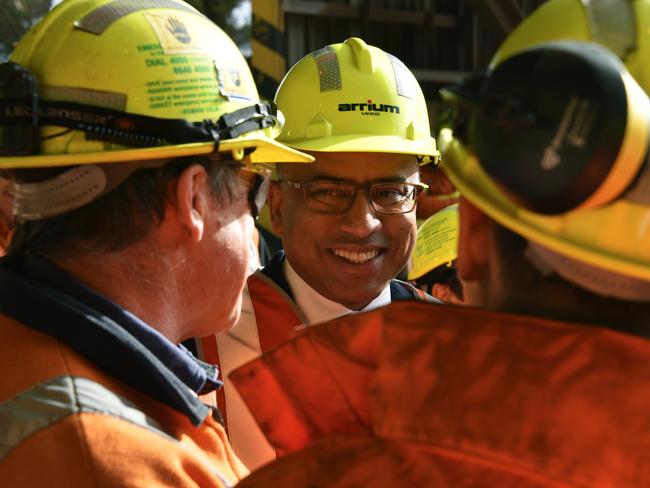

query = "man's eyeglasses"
281;179;428;215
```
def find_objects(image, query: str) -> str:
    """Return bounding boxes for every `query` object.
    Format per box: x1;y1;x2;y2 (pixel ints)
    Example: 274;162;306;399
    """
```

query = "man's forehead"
282;151;419;180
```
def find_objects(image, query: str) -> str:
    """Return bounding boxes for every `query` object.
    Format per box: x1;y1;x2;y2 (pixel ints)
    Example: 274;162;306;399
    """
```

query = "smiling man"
273;150;424;311
196;37;439;470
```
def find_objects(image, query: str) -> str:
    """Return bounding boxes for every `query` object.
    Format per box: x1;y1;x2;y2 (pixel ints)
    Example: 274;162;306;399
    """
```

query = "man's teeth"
332;249;379;264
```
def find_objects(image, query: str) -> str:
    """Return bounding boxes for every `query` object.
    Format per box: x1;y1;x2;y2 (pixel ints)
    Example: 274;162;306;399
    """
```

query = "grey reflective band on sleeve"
583;0;636;59
74;0;208;35
0;375;174;461
311;46;342;92
387;52;416;100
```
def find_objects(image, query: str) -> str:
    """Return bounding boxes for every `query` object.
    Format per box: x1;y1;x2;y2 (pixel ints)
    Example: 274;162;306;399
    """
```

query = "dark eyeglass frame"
222;160;271;220
281;179;429;215
242;168;271;219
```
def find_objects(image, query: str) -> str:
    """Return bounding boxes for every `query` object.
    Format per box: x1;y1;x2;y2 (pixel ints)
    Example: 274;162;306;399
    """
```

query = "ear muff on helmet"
443;41;650;215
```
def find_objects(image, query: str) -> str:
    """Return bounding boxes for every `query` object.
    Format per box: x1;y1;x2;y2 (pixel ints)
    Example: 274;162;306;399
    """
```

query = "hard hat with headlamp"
0;0;312;220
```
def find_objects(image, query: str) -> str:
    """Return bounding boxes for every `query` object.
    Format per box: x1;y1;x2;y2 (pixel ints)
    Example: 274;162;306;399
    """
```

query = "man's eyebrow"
372;176;411;184
307;175;413;184
309;173;349;182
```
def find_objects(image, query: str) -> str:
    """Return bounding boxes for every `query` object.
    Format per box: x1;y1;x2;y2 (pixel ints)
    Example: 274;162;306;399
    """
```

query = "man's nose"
338;191;381;237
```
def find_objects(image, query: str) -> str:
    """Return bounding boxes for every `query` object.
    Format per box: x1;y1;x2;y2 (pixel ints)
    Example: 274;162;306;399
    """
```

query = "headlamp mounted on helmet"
0;62;282;157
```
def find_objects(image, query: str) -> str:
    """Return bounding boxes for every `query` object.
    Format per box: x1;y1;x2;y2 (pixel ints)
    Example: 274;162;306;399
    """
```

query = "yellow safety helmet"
439;0;650;284
0;0;312;168
274;37;439;163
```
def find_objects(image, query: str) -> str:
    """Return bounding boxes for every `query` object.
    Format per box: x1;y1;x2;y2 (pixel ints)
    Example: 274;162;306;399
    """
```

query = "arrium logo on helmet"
338;99;400;116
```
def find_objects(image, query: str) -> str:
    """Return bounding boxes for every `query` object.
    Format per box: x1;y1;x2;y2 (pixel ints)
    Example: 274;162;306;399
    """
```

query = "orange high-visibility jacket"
0;255;247;487
232;301;650;487
197;251;432;470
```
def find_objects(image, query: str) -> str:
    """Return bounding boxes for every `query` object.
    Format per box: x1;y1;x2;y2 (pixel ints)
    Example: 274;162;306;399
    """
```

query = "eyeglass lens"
302;181;419;214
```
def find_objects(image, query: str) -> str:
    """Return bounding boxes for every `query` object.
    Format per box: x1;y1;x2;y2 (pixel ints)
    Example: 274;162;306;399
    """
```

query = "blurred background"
1;0;548;115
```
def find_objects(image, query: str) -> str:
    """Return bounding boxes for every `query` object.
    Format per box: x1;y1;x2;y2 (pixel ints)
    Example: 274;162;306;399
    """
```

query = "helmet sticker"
143;12;255;111
146;12;206;54
74;0;206;35
215;63;253;101
387;53;415;100
311;46;342;92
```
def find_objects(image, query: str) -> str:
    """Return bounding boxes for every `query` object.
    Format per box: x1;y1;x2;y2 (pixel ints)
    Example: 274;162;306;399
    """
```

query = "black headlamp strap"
0;97;278;149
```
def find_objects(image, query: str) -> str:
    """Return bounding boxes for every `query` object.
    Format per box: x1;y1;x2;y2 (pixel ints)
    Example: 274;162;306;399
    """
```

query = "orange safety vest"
0;256;247;487
197;271;307;469
232;301;650;487
197;252;432;469
0;317;247;487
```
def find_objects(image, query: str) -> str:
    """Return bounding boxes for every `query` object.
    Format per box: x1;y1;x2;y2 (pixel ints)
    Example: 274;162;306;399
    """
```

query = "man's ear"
175;164;210;242
268;181;284;237
457;197;491;281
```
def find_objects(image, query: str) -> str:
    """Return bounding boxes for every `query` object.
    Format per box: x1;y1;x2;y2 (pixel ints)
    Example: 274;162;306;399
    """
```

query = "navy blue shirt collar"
0;254;221;425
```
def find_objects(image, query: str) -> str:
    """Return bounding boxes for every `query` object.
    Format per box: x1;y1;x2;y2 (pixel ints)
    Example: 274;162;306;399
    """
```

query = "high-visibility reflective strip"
41;85;127;111
387;52;416;100
0;375;172;460
74;0;206;35
312;46;342;92
216;284;276;470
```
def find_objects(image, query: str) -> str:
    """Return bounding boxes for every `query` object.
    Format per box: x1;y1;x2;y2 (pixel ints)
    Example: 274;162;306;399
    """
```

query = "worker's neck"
50;242;186;343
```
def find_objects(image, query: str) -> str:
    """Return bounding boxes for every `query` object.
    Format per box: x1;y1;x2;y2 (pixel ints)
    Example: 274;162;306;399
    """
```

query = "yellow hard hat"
408;203;459;281
439;0;650;282
0;0;313;168
274;37;439;163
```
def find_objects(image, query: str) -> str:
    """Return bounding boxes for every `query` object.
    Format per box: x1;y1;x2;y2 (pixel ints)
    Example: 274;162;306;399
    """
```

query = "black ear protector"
0;62;280;157
441;41;650;215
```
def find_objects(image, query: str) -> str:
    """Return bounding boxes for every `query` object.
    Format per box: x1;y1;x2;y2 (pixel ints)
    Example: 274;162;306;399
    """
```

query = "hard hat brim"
407;203;459;280
0;135;313;169
438;127;650;282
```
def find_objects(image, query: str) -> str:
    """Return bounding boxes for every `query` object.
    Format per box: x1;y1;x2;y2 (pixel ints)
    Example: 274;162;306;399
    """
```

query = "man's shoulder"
390;279;441;303
258;251;289;289
0;388;234;487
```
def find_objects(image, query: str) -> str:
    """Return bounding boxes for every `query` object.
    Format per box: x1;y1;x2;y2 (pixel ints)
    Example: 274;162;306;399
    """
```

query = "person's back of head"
0;0;311;337
439;0;650;333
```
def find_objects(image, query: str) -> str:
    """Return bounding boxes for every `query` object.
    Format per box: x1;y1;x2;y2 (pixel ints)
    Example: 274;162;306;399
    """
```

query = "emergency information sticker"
408;203;459;280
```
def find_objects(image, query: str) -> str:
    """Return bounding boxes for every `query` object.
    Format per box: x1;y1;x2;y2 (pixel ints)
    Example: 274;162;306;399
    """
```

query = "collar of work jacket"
0;254;221;426
231;301;650;485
